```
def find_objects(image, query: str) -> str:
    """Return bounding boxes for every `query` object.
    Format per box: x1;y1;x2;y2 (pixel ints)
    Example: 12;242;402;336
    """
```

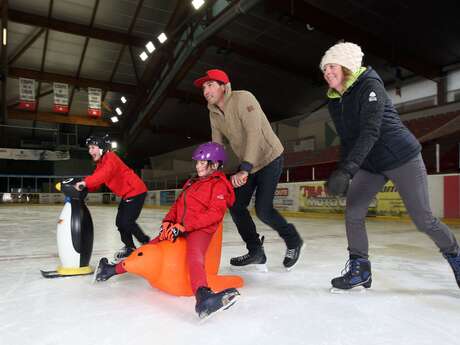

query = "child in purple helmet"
94;142;240;320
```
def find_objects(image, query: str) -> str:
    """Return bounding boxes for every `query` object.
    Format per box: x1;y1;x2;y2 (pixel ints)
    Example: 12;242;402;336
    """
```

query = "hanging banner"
88;87;102;117
0;148;70;161
53;82;69;113
18;78;37;111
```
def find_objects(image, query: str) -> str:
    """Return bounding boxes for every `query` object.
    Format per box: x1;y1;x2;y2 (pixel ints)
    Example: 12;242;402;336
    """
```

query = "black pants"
116;192;149;248
229;156;301;252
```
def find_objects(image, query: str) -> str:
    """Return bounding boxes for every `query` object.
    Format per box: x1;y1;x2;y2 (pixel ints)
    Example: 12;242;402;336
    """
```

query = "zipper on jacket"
213;106;225;117
180;175;220;229
181;190;187;227
339;97;346;133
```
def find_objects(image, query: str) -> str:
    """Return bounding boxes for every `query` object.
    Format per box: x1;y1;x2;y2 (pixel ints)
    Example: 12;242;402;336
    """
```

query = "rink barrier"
1;175;459;221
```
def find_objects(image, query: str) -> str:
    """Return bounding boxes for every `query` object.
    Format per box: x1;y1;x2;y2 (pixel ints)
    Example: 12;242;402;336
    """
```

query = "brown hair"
342;67;353;84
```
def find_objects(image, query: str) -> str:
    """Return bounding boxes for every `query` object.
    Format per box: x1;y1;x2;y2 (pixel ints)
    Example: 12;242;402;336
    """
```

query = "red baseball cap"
193;69;230;88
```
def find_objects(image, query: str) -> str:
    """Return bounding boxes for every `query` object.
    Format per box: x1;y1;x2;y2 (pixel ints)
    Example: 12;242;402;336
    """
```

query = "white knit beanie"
319;42;364;73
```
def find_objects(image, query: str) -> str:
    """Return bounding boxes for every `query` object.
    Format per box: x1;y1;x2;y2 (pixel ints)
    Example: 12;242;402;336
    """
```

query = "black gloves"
325;169;352;197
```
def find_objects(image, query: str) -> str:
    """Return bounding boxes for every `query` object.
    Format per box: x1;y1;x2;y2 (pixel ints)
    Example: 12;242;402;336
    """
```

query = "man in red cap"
194;69;304;271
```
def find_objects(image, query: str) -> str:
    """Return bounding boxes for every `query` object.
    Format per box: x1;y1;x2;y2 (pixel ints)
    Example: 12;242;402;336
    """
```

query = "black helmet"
85;134;111;153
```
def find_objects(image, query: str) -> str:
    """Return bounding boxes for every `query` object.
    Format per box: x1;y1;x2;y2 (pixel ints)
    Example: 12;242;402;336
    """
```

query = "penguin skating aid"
41;178;94;278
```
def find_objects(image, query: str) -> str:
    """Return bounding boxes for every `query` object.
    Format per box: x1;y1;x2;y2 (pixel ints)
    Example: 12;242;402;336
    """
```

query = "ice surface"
1;205;459;345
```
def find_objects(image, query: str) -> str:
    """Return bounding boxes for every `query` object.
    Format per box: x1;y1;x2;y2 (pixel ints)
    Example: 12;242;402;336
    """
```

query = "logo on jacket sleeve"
246;105;255;112
369;91;377;102
216;194;225;200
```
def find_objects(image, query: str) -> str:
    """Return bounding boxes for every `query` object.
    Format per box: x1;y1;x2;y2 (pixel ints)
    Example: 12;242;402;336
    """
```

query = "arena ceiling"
1;0;459;161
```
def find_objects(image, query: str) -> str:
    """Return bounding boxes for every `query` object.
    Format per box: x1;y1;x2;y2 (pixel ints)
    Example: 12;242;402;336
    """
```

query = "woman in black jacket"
321;42;460;291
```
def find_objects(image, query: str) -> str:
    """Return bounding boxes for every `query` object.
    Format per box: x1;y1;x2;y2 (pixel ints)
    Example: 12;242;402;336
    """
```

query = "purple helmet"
192;142;227;163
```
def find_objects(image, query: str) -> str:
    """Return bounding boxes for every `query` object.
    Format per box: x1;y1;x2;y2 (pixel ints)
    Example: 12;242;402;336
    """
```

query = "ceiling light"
120;96;127;103
110;116;119;123
146;41;155;53
192;0;205;10
115;107;122;116
139;51;148;61
2;28;7;46
158;33;167;44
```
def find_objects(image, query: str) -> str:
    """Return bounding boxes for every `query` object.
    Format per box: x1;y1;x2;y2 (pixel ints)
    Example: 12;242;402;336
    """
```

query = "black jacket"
328;67;421;175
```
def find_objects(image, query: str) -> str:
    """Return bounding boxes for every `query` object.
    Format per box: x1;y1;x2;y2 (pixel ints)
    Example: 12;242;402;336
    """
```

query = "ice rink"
1;204;459;345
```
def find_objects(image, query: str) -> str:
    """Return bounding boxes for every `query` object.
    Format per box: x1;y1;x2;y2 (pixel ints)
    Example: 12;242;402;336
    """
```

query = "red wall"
444;176;460;218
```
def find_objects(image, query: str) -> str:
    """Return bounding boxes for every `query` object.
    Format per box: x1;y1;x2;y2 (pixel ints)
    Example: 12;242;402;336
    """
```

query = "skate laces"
116;247;127;255
115;246;133;259
340;259;352;277
341;258;366;277
285;248;296;259
341;259;361;277
235;253;251;262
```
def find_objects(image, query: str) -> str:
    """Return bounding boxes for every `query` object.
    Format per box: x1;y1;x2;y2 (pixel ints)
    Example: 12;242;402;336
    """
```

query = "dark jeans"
116;192;150;248
346;153;459;258
230;156;301;252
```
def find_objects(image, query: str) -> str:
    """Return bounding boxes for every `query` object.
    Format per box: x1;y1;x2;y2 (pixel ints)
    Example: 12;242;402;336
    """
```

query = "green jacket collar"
327;67;367;99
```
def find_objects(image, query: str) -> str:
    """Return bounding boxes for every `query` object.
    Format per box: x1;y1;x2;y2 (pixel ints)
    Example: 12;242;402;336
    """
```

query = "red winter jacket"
84;151;147;199
163;171;235;234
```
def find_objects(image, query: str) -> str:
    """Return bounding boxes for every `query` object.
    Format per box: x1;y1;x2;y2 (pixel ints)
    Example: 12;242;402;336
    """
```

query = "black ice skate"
283;239;305;271
195;287;240;320
443;252;460;288
330;258;372;293
230;237;267;272
113;246;135;263
93;257;116;282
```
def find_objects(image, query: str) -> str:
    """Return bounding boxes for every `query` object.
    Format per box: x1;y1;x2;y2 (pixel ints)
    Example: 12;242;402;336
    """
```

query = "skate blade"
92;266;101;284
92;263;102;284
230;263;268;273
199;294;240;323
329;286;369;294
41;270;92;279
41;270;61;279
92;258;107;284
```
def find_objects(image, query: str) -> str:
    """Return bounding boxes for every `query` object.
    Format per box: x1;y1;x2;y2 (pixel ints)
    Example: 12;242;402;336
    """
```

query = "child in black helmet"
76;134;150;260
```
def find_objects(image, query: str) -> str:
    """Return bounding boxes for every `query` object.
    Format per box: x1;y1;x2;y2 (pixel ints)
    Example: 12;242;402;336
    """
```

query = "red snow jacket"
163;171;235;234
84;151;147;199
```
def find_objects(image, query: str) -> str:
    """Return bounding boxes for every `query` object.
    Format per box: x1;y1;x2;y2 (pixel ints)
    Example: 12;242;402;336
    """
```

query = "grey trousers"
345;153;459;258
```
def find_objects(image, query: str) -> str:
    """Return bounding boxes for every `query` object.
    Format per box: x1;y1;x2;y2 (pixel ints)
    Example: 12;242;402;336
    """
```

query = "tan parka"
208;83;284;173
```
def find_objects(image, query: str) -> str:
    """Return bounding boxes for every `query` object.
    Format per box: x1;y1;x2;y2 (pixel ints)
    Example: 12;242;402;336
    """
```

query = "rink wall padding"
1;174;460;221
444;175;460;218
